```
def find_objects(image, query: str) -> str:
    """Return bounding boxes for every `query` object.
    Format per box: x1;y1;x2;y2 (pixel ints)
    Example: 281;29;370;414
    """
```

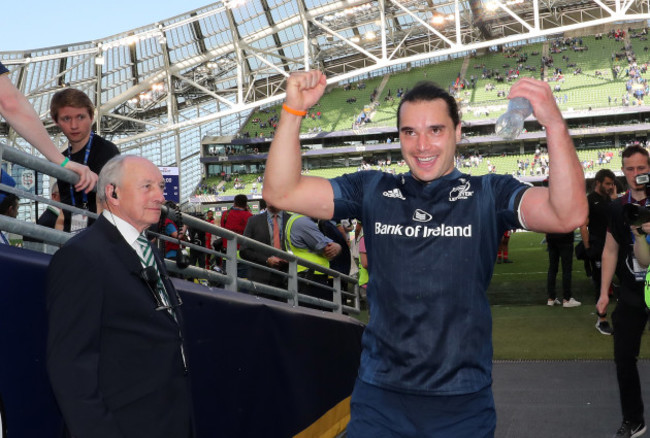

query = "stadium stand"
173;18;650;217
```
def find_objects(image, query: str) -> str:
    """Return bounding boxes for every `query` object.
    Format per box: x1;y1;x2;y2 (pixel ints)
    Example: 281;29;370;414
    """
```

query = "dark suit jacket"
240;211;290;288
46;215;192;438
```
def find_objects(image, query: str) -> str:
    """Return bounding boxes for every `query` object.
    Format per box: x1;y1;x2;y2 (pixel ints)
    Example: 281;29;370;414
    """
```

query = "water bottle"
495;97;533;140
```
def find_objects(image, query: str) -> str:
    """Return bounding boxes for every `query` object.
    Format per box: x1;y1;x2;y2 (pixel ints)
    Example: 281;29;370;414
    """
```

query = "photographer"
598;145;650;438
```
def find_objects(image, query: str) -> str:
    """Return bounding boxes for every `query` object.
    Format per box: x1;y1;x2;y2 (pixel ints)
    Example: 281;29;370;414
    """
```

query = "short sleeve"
330;171;382;221
0;61;9;76
488;174;530;231
165;222;178;236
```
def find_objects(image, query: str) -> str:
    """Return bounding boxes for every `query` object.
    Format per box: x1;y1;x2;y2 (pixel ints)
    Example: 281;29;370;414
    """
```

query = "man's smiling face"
398;98;461;183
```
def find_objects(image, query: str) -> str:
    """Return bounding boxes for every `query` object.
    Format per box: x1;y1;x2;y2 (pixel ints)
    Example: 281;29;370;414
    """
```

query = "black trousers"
587;257;603;301
613;300;648;424
188;250;205;269
547;242;573;301
298;270;333;310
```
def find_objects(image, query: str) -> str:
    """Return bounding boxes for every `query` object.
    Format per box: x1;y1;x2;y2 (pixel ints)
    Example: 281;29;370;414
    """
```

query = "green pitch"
356;231;650;360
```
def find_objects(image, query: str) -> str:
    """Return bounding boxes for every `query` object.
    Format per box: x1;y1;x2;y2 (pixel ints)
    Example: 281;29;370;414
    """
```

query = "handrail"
0;142;360;314
163;205;358;283
1;143;81;187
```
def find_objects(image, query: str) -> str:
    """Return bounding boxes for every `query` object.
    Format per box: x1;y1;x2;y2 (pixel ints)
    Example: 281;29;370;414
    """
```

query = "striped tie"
137;234;186;370
136;234;172;310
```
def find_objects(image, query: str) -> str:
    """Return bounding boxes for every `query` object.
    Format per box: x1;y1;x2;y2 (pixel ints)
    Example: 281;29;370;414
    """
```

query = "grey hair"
97;155;127;204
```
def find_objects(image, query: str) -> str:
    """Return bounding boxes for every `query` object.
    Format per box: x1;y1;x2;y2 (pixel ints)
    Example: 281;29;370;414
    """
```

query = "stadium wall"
0;244;363;438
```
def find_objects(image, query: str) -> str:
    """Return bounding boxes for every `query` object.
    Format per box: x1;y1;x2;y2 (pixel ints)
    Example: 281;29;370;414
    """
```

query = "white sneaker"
547;298;561;306
563;298;581;308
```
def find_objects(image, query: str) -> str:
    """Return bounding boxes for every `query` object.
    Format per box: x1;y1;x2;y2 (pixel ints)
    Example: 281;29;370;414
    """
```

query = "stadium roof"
1;0;649;200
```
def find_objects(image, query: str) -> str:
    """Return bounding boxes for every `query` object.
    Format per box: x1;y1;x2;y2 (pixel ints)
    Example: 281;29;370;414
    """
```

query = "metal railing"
0;142;360;314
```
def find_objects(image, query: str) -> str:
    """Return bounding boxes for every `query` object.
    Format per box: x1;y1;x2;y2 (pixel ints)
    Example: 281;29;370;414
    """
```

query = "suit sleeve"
46;244;126;438
240;216;271;265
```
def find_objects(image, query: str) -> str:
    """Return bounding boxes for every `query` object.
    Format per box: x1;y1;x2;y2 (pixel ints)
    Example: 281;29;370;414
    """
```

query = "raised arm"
512;77;587;233
0;74;97;193
262;71;335;220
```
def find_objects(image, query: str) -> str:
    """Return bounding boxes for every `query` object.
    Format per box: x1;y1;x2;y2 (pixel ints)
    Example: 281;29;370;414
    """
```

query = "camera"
636;173;650;186
624;203;650;227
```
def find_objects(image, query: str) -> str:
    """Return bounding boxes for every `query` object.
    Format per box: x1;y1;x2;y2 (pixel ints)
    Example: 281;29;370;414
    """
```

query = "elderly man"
263;70;586;437
0;170;18;245
46;155;192;438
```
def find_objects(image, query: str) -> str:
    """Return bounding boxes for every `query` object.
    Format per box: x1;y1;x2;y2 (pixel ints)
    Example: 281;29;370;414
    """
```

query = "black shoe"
597;320;613;335
503;259;513;264
614;420;646;437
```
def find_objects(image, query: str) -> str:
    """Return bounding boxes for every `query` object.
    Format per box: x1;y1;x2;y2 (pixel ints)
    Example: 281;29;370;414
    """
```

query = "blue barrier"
0;245;364;437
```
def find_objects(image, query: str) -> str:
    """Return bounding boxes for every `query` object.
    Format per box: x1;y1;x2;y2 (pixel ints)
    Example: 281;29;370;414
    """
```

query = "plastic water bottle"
494;97;533;140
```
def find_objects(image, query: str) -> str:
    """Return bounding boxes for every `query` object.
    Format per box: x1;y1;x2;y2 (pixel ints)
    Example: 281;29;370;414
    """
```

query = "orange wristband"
282;103;307;117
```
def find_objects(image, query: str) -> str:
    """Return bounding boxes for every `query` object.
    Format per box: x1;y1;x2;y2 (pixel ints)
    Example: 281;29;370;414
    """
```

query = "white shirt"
102;210;147;261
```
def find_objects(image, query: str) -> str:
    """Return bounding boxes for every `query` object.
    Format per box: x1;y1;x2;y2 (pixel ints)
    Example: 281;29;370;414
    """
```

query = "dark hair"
0;193;18;216
50;88;95;123
594;169;616;184
233;194;248;208
397;81;460;129
622;145;650;166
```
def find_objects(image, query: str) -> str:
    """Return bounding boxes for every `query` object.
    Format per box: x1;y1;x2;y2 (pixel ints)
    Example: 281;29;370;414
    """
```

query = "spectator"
205;209;216;266
161;202;186;262
319;219;351;278
599;145;650;438
0;170;18;244
50;88;120;233
497;230;514;263
23;180;65;251
263;70;586;437
357;227;369;309
187;216;206;270
0;61;96;192
349;219;363;279
40;181;64;231
240;203;290;297
580;168;616;335
221;194;253;277
546;231;581;307
284;214;341;308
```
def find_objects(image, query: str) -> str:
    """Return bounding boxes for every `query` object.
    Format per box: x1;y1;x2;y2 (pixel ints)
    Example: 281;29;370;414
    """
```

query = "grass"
354;231;650;360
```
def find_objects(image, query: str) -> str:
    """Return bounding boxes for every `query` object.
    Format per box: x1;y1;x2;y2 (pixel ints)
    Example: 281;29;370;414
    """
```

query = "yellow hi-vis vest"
285;214;330;274
357;232;369;287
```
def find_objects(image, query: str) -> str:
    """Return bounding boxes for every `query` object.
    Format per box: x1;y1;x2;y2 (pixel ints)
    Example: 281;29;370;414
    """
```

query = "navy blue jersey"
331;169;528;395
0;62;8;75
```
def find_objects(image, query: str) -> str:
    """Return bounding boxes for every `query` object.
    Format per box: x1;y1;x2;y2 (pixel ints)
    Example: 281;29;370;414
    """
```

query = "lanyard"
68;132;94;208
0;231;8;245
